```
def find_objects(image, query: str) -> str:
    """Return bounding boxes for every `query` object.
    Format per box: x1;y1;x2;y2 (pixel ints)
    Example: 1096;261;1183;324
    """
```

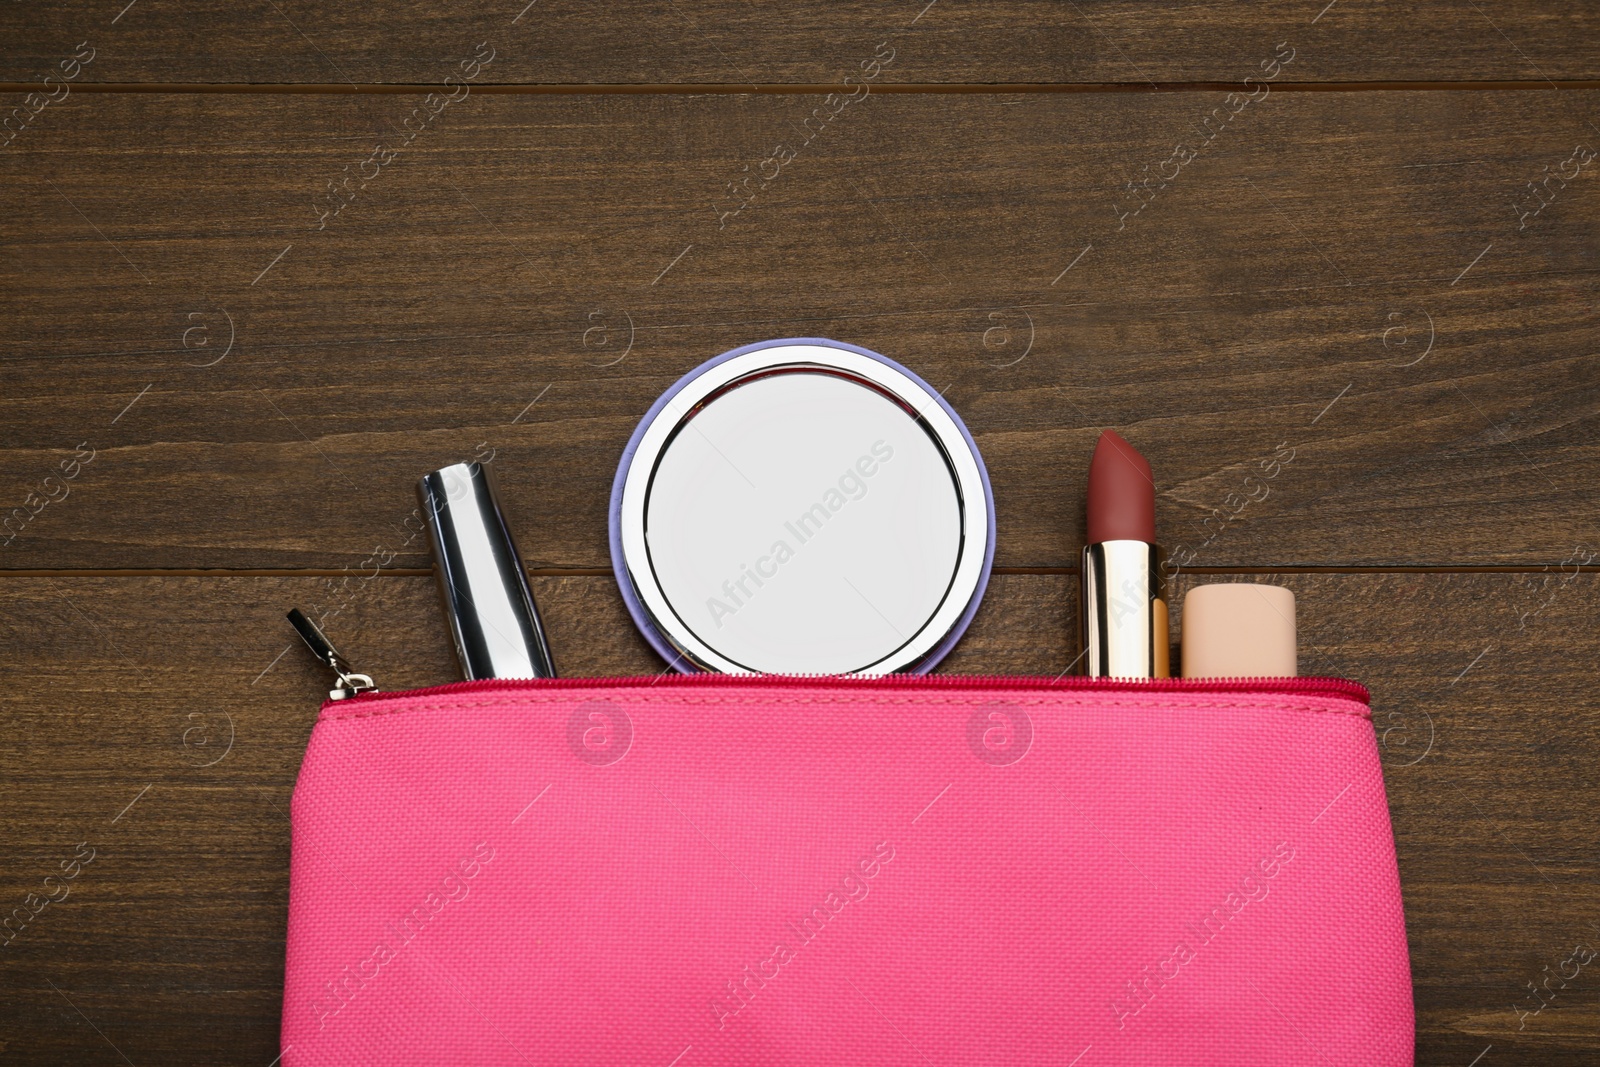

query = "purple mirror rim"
607;337;997;675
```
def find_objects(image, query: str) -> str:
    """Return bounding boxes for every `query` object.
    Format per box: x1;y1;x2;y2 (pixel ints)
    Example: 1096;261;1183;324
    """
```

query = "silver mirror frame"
608;338;995;675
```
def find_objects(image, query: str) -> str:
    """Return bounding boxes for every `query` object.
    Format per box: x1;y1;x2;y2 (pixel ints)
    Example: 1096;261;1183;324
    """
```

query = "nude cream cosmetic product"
418;460;556;680
1081;430;1169;677
1181;583;1298;677
610;338;995;675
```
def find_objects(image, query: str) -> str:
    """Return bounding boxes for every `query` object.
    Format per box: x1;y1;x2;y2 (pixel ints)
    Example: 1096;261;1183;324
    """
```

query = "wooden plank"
2;90;1595;571
1;2;1598;85
0;572;1595;1064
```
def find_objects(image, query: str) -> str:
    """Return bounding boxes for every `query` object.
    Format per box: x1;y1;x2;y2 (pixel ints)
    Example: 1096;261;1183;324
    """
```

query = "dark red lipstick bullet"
1082;430;1169;677
1086;430;1156;544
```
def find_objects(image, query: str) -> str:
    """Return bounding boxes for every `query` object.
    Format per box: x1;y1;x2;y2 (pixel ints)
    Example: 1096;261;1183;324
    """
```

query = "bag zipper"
287;609;1367;706
287;609;379;701
347;674;1366;703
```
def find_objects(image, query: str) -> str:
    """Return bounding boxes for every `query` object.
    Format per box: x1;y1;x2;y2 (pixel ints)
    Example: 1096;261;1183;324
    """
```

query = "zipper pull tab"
287;609;378;700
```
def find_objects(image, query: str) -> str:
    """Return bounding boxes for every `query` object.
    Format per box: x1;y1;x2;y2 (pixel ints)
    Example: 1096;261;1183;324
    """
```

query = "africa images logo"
567;700;632;766
967;701;1033;766
707;841;896;1032
705;439;895;629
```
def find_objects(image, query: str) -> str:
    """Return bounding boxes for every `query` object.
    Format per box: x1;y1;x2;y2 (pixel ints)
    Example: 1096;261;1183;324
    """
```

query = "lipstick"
1081;430;1169;677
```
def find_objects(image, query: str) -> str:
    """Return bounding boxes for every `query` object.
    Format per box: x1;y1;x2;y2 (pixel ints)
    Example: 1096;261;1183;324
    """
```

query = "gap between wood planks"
1;80;1597;95
1;566;1596;578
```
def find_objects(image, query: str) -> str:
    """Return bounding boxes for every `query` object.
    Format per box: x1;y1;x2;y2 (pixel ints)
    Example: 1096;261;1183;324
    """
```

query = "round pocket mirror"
610;338;994;675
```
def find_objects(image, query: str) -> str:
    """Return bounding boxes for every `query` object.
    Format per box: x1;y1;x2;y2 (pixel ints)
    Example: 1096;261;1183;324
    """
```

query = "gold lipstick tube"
1081;540;1169;678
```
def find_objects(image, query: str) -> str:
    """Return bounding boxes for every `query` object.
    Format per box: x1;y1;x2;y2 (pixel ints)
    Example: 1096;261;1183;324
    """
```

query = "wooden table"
2;3;1596;1063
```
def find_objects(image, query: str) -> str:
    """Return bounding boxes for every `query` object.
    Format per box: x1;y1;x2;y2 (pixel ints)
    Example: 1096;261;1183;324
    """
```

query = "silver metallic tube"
1081;540;1169;678
418;461;556;680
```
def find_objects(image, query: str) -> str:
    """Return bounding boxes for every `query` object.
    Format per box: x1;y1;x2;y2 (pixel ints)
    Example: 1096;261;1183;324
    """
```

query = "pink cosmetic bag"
282;674;1412;1066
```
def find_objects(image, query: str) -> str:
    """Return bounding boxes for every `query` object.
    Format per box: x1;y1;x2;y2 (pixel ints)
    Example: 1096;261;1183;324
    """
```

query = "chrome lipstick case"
418;461;557;680
1081;540;1168;678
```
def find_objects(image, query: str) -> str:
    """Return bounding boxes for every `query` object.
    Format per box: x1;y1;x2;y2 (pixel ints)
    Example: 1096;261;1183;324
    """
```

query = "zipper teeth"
345;673;1368;704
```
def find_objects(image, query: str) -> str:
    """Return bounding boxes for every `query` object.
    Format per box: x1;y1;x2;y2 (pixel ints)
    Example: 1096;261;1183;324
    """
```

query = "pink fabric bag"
282;674;1412;1066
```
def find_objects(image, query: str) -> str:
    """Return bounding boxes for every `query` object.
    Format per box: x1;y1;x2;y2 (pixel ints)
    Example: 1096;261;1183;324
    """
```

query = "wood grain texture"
2;6;1597;1062
1;90;1596;571
0;1;1598;85
0;573;1595;1065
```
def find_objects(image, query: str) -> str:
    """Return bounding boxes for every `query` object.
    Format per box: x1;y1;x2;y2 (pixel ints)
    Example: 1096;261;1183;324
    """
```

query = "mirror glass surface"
643;370;963;674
